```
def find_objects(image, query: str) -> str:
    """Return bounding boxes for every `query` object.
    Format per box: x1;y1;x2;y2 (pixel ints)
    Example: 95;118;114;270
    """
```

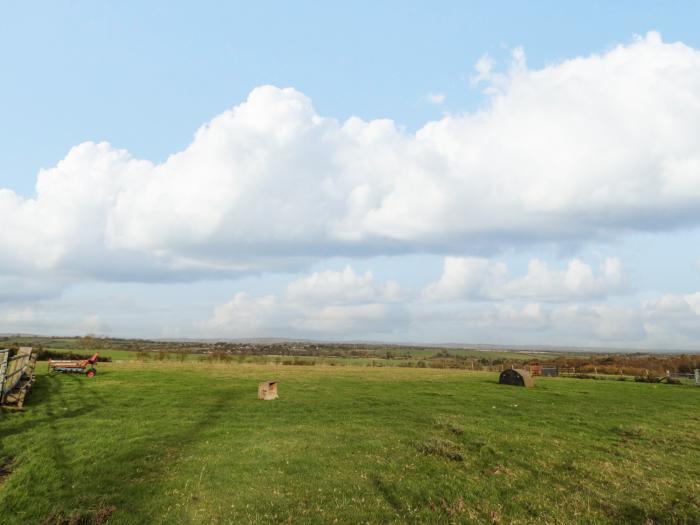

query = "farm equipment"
48;353;99;377
1;347;38;408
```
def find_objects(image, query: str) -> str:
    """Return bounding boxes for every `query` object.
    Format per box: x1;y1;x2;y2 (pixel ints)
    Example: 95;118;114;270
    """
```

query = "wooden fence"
0;347;37;408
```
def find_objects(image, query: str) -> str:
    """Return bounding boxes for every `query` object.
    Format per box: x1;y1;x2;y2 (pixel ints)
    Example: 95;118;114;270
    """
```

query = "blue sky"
4;1;700;195
2;2;700;348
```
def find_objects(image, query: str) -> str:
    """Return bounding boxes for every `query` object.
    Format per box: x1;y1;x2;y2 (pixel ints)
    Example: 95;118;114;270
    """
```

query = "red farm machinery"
48;353;99;377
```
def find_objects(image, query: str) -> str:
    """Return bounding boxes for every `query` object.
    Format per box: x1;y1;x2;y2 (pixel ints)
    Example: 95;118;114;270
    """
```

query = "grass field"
1;362;699;524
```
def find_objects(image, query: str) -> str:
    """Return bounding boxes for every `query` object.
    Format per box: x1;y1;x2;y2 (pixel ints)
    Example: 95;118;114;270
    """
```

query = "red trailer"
48;353;99;377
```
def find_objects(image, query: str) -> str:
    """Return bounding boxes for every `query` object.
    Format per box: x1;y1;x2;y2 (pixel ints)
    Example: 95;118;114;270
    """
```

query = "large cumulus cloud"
2;32;700;294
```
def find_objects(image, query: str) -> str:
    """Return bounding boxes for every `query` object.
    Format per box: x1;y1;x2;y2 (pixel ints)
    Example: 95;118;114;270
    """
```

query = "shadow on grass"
4;366;241;522
95;386;244;523
1;375;97;440
612;500;700;524
369;473;403;517
0;372;111;523
0;375;94;520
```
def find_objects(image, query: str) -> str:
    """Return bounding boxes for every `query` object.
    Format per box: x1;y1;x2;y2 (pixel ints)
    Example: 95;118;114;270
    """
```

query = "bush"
35;350;112;362
568;373;604;380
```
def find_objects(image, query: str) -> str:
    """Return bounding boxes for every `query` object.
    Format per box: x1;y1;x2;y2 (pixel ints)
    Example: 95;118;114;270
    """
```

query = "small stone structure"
695;369;700;386
258;381;279;400
499;368;534;388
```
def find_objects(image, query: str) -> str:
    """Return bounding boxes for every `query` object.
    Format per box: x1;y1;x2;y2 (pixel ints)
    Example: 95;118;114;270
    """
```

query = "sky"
2;1;700;349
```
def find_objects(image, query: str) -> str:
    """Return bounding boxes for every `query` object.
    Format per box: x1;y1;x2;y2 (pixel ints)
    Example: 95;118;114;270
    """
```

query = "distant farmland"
1;358;699;524
3;335;698;376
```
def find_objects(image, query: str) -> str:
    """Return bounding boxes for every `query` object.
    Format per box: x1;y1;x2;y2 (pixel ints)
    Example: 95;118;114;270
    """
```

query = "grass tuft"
415;438;464;462
434;416;465;436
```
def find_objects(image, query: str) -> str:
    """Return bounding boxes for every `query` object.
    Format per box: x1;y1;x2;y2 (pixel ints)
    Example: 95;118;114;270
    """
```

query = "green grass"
1;363;699;524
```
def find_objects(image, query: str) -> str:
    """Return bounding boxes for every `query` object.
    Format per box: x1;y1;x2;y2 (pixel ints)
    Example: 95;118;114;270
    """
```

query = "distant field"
42;347;143;361
3;336;580;363
31;345;567;368
1;362;698;524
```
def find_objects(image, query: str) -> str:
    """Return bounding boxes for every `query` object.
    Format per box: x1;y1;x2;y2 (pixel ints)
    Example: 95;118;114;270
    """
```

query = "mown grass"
1;362;699;524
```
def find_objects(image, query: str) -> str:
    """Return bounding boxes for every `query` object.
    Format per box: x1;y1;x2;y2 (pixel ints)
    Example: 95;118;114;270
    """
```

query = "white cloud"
2;32;700;295
425;92;446;104
504;258;623;300
201;266;406;337
0;306;35;325
294;303;393;334
9;259;692;349
70;314;108;336
423;257;508;300
284;266;401;304
462;302;548;331
548;304;645;341
641;292;700;345
204;292;282;337
424;256;624;301
200;262;653;345
424;301;646;345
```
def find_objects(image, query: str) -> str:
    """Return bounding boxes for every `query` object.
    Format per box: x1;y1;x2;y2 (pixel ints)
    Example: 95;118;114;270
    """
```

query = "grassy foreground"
1;362;699;524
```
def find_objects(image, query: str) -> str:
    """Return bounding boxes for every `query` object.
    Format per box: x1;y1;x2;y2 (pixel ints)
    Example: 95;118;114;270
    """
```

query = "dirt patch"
415;438;464;462
427;496;473;518
41;504;116;525
0;456;14;484
92;505;117;524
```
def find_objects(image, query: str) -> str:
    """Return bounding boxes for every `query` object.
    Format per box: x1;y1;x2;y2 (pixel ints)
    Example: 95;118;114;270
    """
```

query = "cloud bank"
202;266;405;337
198;261;700;349
2;32;700;297
424;256;624;301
